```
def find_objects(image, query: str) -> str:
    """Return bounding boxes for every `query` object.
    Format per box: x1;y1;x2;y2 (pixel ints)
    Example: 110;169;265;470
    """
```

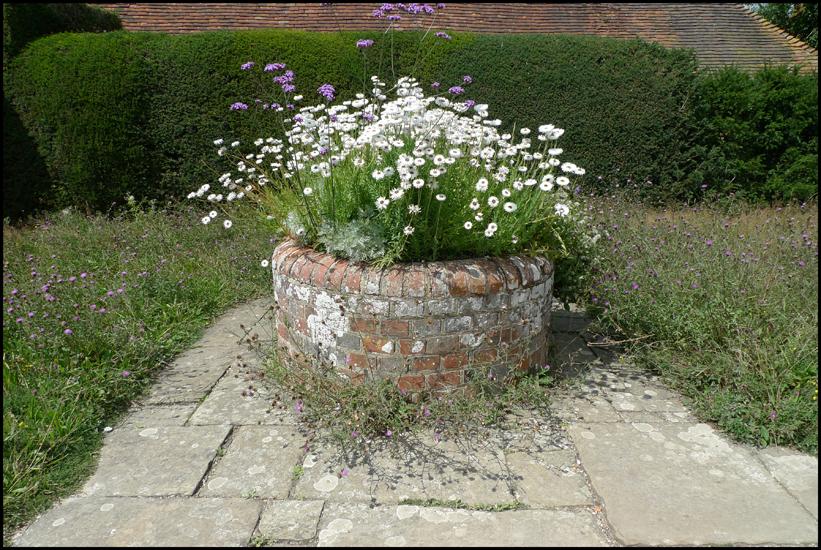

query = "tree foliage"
746;3;818;49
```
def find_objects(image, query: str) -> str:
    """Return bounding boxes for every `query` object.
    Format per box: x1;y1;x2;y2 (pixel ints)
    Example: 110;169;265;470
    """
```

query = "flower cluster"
193;62;587;265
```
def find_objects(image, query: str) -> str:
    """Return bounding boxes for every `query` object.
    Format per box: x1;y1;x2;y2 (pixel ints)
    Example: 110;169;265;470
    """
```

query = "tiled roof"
90;3;817;73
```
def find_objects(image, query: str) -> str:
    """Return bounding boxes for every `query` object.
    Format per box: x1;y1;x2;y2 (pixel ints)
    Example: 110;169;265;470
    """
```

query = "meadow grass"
577;190;818;455
3;190;817;543
2;200;276;540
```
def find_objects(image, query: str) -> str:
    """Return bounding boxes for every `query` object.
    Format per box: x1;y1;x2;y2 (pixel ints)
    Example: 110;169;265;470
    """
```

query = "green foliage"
694;64;818;203
748;3;818;49
317;217;387;263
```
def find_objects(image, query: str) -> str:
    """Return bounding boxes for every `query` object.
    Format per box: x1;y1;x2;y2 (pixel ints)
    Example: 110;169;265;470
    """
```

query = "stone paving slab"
256;499;326;541
82;425;231;497
569;422;818;545
117;404;199;428
200;425;309;499
506;450;594;507
294;433;516;506
11;496;262;547
199;297;277;349
142;346;240;405
188;363;301;426
315;501;610;546
757;446;819;519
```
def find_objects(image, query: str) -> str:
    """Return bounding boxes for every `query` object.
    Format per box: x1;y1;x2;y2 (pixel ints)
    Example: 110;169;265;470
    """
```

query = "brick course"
271;239;553;391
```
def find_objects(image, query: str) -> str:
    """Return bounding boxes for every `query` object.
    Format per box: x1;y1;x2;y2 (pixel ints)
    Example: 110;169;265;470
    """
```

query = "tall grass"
2;199;276;540
578;185;818;455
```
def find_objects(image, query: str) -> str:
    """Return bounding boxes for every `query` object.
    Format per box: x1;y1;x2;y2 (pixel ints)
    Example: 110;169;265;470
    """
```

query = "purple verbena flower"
448;86;464;95
241;61;255;70
264;62;286;71
282;84;296;93
434;31;451;40
356;39;374;48
387;14;402;21
230;102;248;111
464;99;475;107
463;75;472;83
431;81;440;88
318;83;335;101
373;9;385;17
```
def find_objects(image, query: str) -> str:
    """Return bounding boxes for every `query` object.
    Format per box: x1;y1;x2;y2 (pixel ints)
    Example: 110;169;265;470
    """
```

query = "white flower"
548;128;565;140
372;169;385;180
574;167;586;175
503;202;517;212
555;203;570;217
223;220;233;229
512;235;519;244
540;181;554;192
390;188;404;200
520;128;531;135
433;154;446;165
561;162;577;173
524;178;537;187
475;212;484;221
231;141;240;147
549;158;561;166
475;178;489;192
463;221;473;230
513;180;524;191
408;204;421;214
548;148;563;156
202;216;211;225
436;194;446;201
214;139;224;146
209;211;218;218
469;198;480;210
429;169;441;178
501;188;511;198
488;196;499;207
304;187;313;195
488;222;498;232
485;228;495;237
412;178;425;189
376;197;390;210
413;157;426;166
404;226;415;235
103;426;113;433
556;176;570;186
261;259;270;267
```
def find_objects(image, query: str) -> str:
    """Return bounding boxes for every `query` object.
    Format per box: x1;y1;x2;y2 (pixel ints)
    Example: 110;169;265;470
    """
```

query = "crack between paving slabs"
192;425;237;497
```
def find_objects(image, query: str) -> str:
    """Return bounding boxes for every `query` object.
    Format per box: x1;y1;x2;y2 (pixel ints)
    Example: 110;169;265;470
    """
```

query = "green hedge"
3;27;818;221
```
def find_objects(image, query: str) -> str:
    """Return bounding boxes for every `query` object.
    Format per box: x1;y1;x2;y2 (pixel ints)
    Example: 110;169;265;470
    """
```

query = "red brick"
274;245;300;271
298;255;318;284
398;375;425;391
381;319;409;338
443;351;468;370
464;262;488;295
476;259;505;293
312;254;337;287
363;337;394;354
490;258;521;290
294;316;310;336
488;328;512;346
361;267;383;295
399;339;425;354
345;352;370;369
279;250;302;277
289;254;310;279
446;264;469;296
277;321;291;343
385;266;404;297
337;367;365;384
427;263;449;297
428;370;462;389
326;259;349;291
507;256;533;287
350;316;378;335
426;336;458;354
411;356;439;371
405;265;427;297
344;264;363;293
473;348;498;363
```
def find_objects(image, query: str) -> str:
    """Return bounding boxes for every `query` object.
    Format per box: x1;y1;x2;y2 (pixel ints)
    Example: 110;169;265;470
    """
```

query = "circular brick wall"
271;239;554;392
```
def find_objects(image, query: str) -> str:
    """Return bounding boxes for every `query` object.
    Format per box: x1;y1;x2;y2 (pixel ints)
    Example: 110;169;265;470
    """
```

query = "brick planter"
271;239;553;392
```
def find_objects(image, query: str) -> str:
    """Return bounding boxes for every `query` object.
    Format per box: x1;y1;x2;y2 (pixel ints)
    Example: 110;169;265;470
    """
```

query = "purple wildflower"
434;31;451;40
230;102;248;111
318;84;335;101
264;62;286;71
463;75;472;83
356;39;374;48
241;61;255;70
448;86;464;95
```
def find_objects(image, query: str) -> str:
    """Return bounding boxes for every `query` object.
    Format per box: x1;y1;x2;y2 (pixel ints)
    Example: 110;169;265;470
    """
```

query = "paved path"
10;298;818;546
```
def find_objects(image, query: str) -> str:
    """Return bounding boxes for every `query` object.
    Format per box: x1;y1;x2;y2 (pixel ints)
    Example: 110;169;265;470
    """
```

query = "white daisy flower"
555;203;570;217
561;162;576;173
476;178;489;192
214;139;224;145
436;194;446;201
404;226;415;235
540;181;554;192
502;188;511;198
556;176;570;186
464;221;473;230
372;169;385;180
513;180;524;191
475;212;484;221
429;169;441;178
520;127;531;135
413;157;426;166
408;204;421;214
548;148;563;156
512;235;519;244
376;197;390;210
469;198;480;210
223;220;233;229
412;178;425;189
390;188;404;201
209;211;218;218
503;202;517;212
261;259;270;267
524;178;537;186
202;216;211;225
304;187;313;195
484;228;495;237
488;196;499;207
434;154;446;165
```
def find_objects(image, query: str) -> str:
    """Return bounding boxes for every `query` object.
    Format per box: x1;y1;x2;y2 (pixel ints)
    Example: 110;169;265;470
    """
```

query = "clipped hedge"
3;27;818;220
